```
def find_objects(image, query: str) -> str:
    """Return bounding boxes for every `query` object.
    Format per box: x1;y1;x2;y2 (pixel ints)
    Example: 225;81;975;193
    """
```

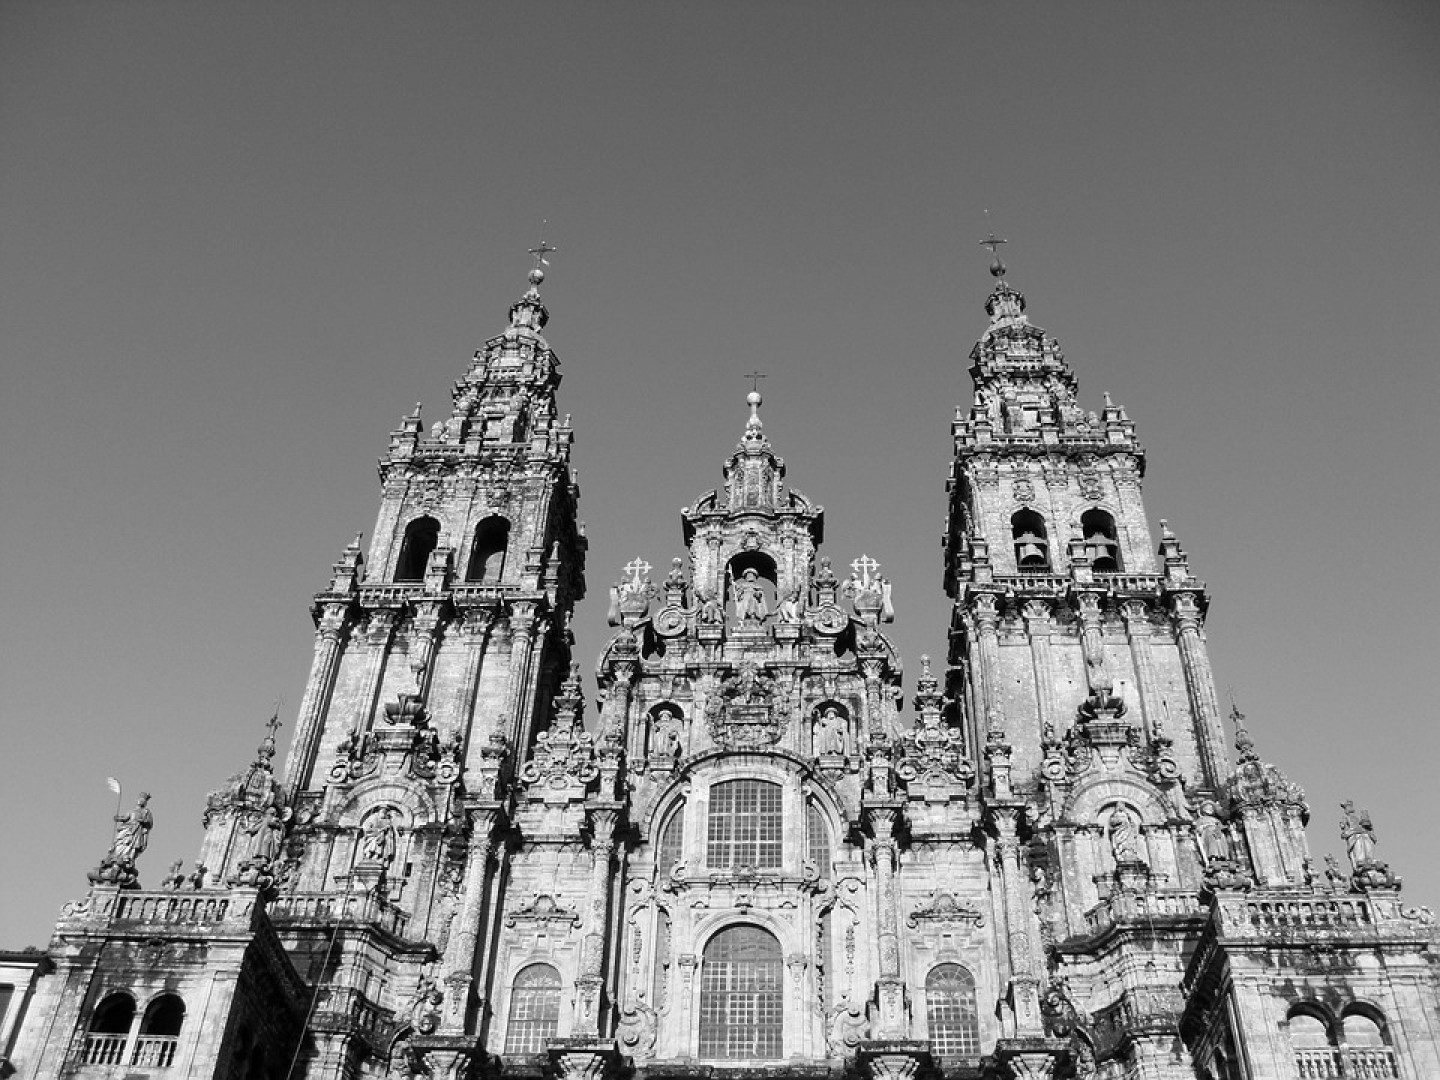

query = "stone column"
867;807;906;1037
1169;591;1227;788
357;608;399;730
503;606;540;749
284;602;350;785
448;608;493;740
676;954;698;1057
969;592;1002;724
1023;600;1057;737
992;807;1043;1036
1121;600;1157;741
439;810;499;1033
574;809;618;1035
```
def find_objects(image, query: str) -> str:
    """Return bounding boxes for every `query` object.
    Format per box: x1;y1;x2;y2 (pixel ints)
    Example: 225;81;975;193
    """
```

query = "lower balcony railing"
131;1035;179;1067
1294;1046;1399;1078
80;1033;127;1065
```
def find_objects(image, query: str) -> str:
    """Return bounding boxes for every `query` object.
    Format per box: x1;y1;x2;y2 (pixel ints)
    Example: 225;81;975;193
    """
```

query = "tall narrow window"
657;804;685;877
83;993;135;1066
1341;1011;1396;1077
1080;509;1120;571
505;965;561;1056
707;780;782;869
1011;509;1050;572
133;994;184;1067
466;516;509;582
926;964;980;1060
698;926;783;1060
806;802;832;879
395;516;440;582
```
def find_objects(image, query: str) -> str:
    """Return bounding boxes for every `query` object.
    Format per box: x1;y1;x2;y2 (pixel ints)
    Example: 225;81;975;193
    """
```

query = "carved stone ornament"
704;662;785;748
505;891;582;931
1013;474;1037;503
906;889;985;929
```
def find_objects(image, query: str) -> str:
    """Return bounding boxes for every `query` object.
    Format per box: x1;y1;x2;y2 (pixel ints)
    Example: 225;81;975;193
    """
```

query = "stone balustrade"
269;890;410;937
1292;1045;1398;1078
1084;890;1205;935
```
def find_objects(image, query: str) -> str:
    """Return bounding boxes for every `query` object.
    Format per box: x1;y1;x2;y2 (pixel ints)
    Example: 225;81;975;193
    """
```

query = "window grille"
806;803;832;878
707;781;782;869
505;965;561;1056
657;805;684;876
926;964;980;1059
698;926;783;1060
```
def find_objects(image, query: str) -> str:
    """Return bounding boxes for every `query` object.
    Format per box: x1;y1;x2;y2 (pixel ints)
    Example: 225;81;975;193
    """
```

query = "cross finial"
526;224;556;289
745;371;768;393
851;554;880;584
980;230;1008;279
622;557;652;585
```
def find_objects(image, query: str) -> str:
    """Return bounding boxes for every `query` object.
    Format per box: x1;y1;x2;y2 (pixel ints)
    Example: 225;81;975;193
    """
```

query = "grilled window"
505;964;561;1056
698;926;783;1060
707;780;782;869
926;964;980;1060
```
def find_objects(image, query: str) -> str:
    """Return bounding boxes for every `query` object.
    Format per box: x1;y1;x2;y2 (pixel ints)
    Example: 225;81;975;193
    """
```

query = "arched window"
83;992;135;1065
395;516;440;582
1011;509;1050;572
505;964;561;1056
926;964;980;1060
707;780;782;869
133;994;184;1067
806;802;832;879
466;516;509;582
1080;508;1120;571
1288;1005;1341;1076
657;803;685;877
699;926;783;1060
1341;1009;1396;1076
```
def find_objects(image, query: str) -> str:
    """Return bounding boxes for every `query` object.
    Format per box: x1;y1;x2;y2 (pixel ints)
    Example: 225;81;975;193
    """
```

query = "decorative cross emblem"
622;557;652;586
979;233;1007;257
528;235;557;273
851;554;880;585
744;371;768;393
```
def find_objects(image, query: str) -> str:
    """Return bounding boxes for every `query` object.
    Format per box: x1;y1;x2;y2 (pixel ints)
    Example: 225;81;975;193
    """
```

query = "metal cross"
528;235;557;273
980;233;1007;257
265;711;282;739
744;371;768;393
622;557;652;584
851;554;880;583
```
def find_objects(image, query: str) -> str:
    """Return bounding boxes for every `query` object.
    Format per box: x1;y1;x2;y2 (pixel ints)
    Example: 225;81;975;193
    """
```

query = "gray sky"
2;1;1437;946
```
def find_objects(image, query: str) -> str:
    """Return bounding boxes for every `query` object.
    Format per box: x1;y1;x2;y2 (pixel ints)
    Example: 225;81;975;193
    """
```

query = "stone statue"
1340;800;1377;868
1195;801;1231;864
1324;853;1349;890
248;805;284;865
111;793;153;864
814;707;846;755
695;586;724;625
361;807;398;865
161;859;186;890
1106;805;1143;865
729;567;768;623
775;585;803;624
408;973;444;1034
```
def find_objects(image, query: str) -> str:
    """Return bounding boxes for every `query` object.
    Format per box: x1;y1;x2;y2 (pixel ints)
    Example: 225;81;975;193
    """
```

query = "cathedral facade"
8;255;1438;1080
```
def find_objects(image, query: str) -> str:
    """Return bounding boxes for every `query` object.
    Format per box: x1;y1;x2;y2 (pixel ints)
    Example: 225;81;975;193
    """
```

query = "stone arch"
465;515;510;582
395;516;440;581
1079;507;1121;571
1062;775;1173;827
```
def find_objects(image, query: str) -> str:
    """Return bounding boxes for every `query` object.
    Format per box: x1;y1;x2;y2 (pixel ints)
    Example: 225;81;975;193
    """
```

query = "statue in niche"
360;807;399;866
729;566;769;623
1195;801;1231;864
814;707;846;755
246;805;285;866
655;707;684;764
1105;805;1144;865
111;793;154;864
1340;800;1378;868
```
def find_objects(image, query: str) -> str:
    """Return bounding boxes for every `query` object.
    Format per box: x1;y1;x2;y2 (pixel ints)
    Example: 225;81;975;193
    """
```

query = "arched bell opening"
466;515;510;582
395;516;440;582
1011;509;1050;573
1080;508;1121;572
